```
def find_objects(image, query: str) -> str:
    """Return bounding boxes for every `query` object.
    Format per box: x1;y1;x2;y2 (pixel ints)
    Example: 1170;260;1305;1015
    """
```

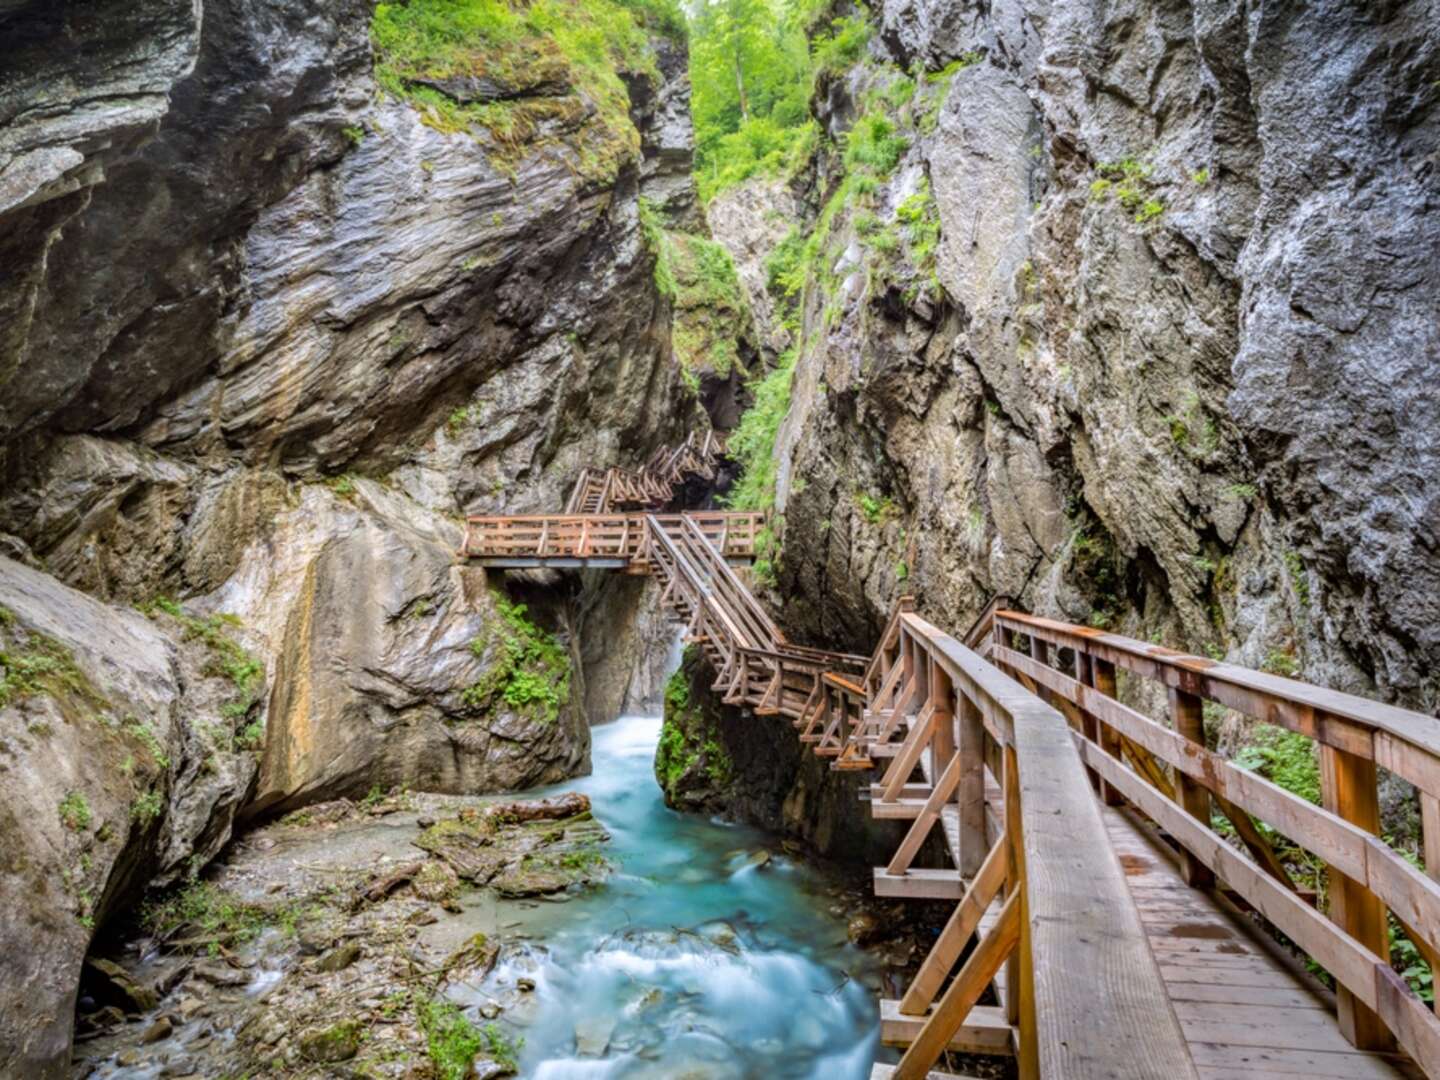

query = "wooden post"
1003;743;1036;1074
1321;743;1394;1050
1093;658;1124;807
1075;651;1101;794
1027;634;1051;707
956;687;986;878
1169;687;1215;890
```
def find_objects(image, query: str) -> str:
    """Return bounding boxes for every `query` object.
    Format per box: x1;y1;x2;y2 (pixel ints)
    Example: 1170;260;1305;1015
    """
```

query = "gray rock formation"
0;2;703;1072
0;557;258;1075
718;0;1440;720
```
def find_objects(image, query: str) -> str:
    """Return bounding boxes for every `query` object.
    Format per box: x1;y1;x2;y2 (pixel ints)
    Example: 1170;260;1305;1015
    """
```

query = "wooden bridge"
464;440;1440;1079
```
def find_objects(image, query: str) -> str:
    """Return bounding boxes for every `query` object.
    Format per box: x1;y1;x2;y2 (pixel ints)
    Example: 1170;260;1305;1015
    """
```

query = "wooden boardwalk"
463;438;1440;1079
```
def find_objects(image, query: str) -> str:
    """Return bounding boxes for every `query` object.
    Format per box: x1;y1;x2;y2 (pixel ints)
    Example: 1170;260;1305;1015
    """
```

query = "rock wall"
0;558;259;1074
0;2;701;1072
656;649;902;862
728;0;1439;714
681;0;1438;850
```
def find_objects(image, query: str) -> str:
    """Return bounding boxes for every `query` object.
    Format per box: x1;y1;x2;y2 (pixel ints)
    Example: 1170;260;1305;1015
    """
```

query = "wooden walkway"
462;439;1440;1079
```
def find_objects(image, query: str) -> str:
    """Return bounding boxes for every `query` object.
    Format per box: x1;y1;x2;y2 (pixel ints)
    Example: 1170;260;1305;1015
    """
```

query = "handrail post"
1169;687;1215;889
1321;742;1394;1050
1092;656;1125;807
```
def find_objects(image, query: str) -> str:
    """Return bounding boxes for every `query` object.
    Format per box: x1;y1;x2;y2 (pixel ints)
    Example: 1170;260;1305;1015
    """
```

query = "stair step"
873;867;966;900
879;999;1013;1056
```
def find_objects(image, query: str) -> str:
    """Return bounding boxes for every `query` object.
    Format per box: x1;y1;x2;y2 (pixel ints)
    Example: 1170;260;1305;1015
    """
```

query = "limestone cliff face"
0;3;697;1072
722;0;1439;717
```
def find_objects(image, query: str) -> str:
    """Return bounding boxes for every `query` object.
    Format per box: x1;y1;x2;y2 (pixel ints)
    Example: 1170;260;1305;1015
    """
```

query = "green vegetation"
462;595;571;724
143;881;305;946
59;792;92;832
131;789;164;825
125;718;171;770
1191;167;1210;185
844;110;907;175
656;667;733;795
371;0;666;180
855;492;897;525
1234;724;1321;806
639;198;749;377
722;347;797;511
0;614;93;710
1090;157;1164;224
140;598;266;737
418;997;521;1079
1261;648;1299;678
330;474;357;498
342;124;366;146
1283;549;1311;608
689;0;820;201
1222;482;1256;501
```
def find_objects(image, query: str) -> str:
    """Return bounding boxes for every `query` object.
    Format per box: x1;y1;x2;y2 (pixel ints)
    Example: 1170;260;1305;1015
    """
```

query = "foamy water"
465;713;881;1078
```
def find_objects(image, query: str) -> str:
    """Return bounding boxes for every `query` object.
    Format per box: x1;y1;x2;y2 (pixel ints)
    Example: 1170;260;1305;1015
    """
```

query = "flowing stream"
472;713;883;1078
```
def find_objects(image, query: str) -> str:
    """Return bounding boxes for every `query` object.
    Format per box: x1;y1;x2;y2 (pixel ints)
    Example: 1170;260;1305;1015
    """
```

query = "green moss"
371;0;654;181
461;595;570;724
59;792;92;832
0;620;93;711
1261;649;1299;678
723;347;797;512
855;492;897;525
656;667;733;795
639;199;749;378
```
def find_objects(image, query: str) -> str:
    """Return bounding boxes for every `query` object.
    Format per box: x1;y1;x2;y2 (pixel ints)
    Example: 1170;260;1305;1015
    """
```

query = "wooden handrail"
887;612;1196;1077
992;610;1440;1072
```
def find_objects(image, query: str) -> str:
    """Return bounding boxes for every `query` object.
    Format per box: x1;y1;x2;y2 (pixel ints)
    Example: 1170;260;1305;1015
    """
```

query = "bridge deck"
1107;806;1420;1080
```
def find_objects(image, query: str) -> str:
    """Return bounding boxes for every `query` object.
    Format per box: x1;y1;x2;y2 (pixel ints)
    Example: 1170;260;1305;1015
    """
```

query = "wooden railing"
564;430;725;514
991;610;1440;1074
642;514;866;721
461;511;764;563
851;600;1195;1078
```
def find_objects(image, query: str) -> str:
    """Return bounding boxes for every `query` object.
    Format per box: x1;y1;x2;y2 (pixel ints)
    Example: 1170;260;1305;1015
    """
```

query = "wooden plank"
891;890;1021;1079
880;999;1013;1056
901;836;1008;1015
1188;1041;1418;1078
873;867;967;900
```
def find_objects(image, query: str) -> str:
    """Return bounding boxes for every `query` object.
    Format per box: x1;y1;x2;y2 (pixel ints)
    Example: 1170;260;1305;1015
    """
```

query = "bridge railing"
876;608;1196;1078
992;610;1440;1073
461;511;765;561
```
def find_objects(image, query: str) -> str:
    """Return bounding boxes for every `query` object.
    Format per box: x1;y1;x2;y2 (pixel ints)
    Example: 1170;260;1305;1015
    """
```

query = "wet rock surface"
69;792;610;1079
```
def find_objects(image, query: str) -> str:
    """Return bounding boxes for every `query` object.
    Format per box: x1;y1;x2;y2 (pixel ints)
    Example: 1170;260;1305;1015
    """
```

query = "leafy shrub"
723;348;797;511
844;111;908;176
461;596;571;724
59;792;91;831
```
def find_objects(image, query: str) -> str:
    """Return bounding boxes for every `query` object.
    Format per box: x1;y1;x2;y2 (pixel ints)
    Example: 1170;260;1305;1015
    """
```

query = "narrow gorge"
1;0;1437;1078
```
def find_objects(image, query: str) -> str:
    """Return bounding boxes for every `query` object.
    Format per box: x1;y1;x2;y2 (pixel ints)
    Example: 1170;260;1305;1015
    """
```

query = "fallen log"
482;792;590;823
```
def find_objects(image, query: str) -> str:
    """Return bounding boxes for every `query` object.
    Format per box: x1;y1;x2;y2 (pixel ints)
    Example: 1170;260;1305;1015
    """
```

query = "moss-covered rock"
654;653;735;811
